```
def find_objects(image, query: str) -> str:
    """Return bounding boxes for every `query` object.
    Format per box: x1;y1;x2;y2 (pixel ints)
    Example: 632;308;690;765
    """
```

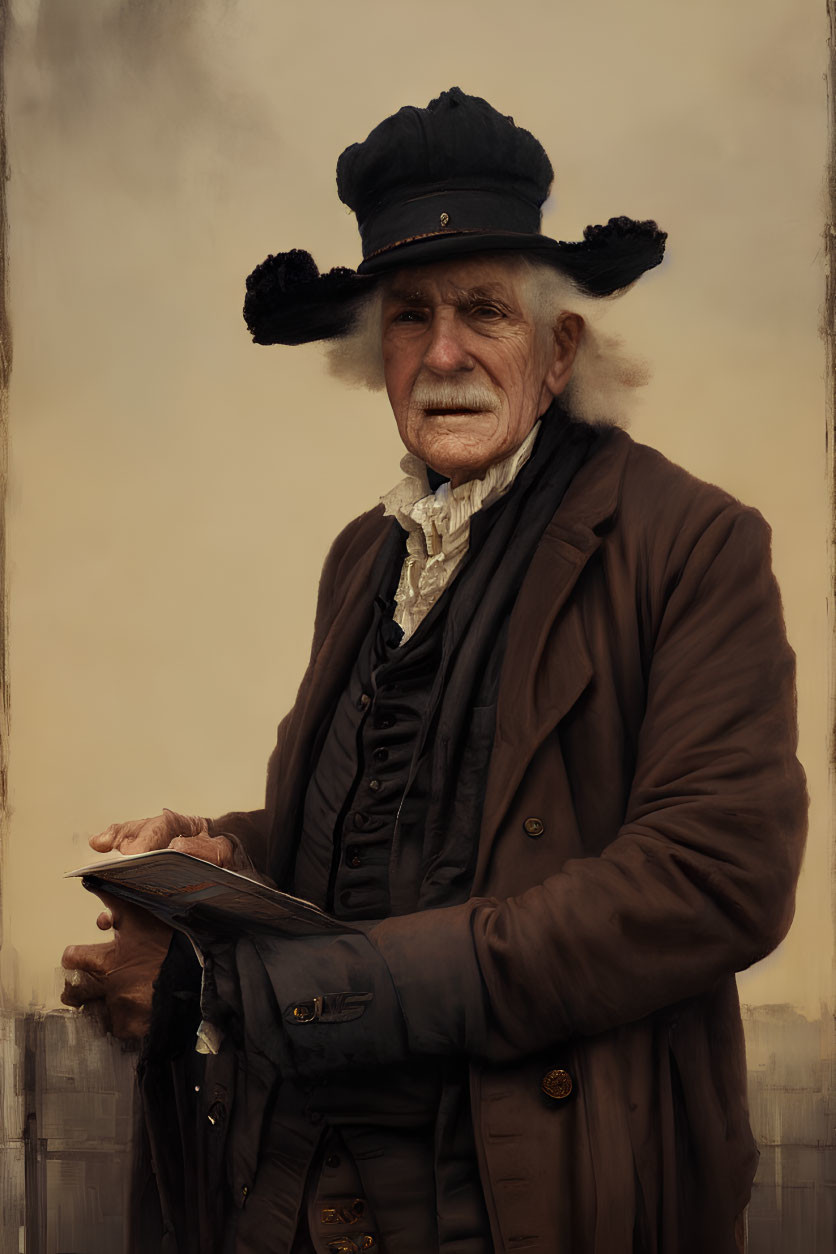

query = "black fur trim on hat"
581;215;665;247
243;248;377;346
555;216;668;295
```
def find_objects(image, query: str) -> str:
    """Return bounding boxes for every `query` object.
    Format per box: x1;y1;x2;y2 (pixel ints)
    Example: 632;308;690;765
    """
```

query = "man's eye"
470;305;503;320
393;309;427;324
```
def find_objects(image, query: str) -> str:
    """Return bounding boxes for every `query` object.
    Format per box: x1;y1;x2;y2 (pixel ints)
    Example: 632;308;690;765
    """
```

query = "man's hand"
63;810;243;1039
61;892;173;1041
88;808;238;868
88;807;210;856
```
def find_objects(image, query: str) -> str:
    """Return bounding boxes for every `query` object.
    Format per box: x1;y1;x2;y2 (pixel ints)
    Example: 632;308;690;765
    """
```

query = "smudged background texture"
0;0;830;1088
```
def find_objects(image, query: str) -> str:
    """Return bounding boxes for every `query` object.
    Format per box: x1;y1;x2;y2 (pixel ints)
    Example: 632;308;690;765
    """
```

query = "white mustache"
411;381;498;412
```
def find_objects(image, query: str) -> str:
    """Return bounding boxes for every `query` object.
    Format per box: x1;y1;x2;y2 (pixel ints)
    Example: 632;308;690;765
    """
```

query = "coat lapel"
305;532;392;715
474;429;632;884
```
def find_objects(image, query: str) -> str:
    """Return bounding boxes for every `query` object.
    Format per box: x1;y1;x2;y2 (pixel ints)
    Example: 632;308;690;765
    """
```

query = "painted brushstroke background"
0;0;831;1248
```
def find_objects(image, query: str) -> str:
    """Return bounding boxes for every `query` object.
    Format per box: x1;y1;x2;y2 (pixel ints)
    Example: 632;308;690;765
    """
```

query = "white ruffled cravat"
380;422;540;643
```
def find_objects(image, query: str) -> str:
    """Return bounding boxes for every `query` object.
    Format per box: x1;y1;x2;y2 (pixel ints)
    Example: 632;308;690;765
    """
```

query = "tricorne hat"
243;87;667;346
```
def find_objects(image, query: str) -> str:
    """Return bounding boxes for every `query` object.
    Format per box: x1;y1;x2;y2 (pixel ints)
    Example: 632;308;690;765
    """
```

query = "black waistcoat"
292;582;447;921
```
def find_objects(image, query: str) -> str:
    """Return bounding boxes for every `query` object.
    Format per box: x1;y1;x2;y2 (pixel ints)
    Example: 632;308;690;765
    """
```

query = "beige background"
0;0;830;1027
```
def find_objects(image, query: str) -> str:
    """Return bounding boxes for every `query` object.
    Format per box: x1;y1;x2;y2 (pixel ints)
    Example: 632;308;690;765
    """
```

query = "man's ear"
545;313;584;395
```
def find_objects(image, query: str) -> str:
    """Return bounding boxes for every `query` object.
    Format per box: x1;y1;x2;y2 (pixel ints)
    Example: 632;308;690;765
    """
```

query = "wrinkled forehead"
380;254;529;307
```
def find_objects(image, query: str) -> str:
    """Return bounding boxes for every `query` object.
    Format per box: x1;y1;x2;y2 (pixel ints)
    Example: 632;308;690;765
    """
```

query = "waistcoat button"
353;812;368;829
523;816;545;837
541;1067;574;1101
346;846;362;868
357;693;371;710
372;748;388;764
368;778;382;792
206;1101;226;1126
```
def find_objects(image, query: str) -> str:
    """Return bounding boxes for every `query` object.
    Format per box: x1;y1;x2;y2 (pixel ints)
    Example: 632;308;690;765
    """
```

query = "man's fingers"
88;822;120;853
162;809;208;838
61;968;107;1006
88;812;207;856
62;941;114;976
61;910;169;1040
169;833;233;867
88;889;124;927
88;819;148;853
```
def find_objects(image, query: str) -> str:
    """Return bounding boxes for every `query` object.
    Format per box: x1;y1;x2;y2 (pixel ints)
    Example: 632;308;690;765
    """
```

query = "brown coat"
214;427;807;1254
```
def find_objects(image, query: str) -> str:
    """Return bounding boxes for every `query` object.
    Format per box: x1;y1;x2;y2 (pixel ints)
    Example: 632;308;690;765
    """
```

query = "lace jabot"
380;422;540;642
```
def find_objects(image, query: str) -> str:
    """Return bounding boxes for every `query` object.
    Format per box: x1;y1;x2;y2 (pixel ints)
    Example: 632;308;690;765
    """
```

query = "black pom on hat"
244;250;375;346
243;88;667;346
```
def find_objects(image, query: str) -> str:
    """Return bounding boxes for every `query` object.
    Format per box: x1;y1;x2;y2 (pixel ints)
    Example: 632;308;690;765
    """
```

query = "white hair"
324;253;651;428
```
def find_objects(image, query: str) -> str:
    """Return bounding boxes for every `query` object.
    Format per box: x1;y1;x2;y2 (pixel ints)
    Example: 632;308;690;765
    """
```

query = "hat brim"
243;217;667;346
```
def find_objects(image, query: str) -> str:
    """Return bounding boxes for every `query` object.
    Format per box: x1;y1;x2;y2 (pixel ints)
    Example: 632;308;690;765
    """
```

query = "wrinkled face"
381;256;580;486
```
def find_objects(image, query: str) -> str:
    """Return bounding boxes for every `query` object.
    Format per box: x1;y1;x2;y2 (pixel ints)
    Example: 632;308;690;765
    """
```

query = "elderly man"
62;89;807;1254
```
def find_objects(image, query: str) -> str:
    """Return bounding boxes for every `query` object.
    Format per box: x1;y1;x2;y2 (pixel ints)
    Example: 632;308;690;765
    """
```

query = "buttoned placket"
332;614;441;919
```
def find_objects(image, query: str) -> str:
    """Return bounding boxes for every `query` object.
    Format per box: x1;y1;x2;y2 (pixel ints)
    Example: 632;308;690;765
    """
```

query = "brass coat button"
291;1002;317;1023
541;1067;573;1101
523;816;545;838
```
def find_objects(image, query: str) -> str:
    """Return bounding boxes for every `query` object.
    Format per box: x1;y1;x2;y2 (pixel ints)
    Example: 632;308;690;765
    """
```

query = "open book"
67;849;356;938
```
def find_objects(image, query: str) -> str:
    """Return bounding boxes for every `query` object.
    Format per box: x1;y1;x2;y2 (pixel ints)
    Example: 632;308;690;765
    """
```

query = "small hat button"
440;211;450;227
541;1067;574;1101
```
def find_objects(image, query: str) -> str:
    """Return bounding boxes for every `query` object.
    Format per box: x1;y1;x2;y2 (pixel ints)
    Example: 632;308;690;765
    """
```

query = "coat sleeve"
224;500;808;1073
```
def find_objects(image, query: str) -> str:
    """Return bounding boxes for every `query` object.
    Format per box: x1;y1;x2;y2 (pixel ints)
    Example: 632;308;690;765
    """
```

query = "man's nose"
422;314;473;374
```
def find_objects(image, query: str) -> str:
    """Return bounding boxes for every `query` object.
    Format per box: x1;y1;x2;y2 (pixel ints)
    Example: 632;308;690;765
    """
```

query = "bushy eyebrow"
385;286;430;306
383;283;516;310
456;285;514;309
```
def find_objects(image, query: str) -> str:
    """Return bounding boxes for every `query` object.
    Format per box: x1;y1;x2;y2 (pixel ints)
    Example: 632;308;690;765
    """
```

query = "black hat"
244;87;667;346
